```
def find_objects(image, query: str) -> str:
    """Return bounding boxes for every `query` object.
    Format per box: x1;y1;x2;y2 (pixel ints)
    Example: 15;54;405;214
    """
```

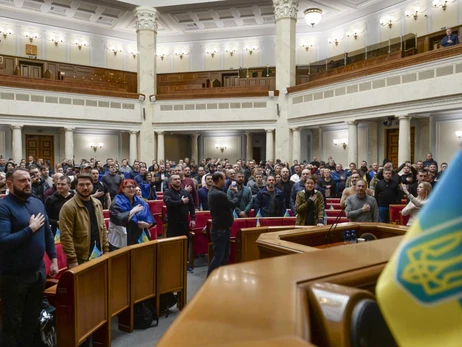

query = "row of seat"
44;236;188;347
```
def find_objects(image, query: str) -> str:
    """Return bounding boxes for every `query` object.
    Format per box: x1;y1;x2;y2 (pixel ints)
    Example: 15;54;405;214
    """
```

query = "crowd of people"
0;151;444;346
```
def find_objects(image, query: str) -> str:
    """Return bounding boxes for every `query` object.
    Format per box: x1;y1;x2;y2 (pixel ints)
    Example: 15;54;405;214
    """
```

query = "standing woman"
108;179;154;250
139;171;158;200
295;177;325;226
401;182;432;226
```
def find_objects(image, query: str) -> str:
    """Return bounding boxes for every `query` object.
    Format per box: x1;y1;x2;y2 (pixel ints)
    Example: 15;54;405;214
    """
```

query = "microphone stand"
324;204;347;245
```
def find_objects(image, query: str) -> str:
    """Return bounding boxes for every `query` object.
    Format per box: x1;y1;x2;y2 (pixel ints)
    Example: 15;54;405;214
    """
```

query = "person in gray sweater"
345;180;379;222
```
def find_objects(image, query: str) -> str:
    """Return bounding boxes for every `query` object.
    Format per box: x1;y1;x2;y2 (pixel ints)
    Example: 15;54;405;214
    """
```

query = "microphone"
324;203;347;245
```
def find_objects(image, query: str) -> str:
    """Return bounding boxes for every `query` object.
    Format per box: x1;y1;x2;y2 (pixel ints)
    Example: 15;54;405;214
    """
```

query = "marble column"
157;131;164;162
11;125;22;163
191;133;199;163
129;131;138;164
273;0;298;161
398;114;412;166
292;127;301;163
245;132;253;161
134;6;158;162
64;127;74;162
347;121;358;165
265;129;274;161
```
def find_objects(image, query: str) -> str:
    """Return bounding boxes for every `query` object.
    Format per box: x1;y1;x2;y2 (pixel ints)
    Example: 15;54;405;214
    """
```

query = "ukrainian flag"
138;230;150;243
256;209;262;227
376;150;462;347
233;209;239;219
88;241;102;260
284;209;290;217
54;228;61;244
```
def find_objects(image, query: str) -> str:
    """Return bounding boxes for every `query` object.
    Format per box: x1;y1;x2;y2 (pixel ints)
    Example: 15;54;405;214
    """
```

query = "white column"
157;131;164;162
273;0;298;161
265;129;274;161
190;133;199;163
11;125;23;163
129;131;138;164
347;121;358;165
134;6;158;162
64;127;74;162
245;132;253;161
398;114;412;166
292;127;301;163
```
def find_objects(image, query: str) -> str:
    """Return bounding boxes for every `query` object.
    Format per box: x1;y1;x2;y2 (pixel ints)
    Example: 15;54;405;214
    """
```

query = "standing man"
208;172;240;276
375;168;400;223
276;167;294;211
101;163;123;200
198;173;213;211
0;168;58;347
45;175;74;236
163;174;196;272
91;168;111;209
29;165;50;203
59;173;109;267
227;172;252;217
345;180;379;222
254;175;285;217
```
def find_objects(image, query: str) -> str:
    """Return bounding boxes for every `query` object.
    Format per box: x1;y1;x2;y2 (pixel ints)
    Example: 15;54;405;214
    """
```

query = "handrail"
288;44;462;94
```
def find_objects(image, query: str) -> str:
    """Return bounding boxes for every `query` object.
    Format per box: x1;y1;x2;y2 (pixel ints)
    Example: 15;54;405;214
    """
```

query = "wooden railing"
289;44;462;94
0;74;139;99
52;236;187;347
156;86;278;100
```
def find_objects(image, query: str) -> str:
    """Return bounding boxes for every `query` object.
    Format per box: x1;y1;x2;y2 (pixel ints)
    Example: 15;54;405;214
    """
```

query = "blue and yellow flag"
256;209;262;227
54;228;61;244
376;150;462;347
233;210;239;219
88;241;102;260
284;209;290;217
138;230;150;243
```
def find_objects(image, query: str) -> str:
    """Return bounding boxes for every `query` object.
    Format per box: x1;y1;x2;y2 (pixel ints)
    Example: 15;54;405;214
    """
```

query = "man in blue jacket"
254;175;285;217
441;28;459;47
0;168;58;347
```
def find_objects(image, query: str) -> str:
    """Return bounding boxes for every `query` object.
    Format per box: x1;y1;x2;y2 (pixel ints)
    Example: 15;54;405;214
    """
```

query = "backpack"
134;299;158;329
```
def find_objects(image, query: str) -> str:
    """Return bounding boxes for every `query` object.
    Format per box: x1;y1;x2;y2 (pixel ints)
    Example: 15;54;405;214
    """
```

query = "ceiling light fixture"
304;8;322;28
405;6;420;20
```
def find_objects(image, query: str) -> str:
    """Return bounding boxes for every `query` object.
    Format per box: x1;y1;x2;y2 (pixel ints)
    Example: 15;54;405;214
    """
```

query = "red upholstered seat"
231;219;248;238
389;204;406;225
282;217;297;226
103;209;109;219
327;203;341;210
326;216;349;225
153;214;163;237
149;225;158;240
44;243;68;280
400;212;410;226
104;218;109;231
248;209;255;217
147;200;163;215
326;209;346;217
326;198;340;203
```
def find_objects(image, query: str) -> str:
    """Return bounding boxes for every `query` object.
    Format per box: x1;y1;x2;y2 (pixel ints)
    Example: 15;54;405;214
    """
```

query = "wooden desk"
315;241;349;249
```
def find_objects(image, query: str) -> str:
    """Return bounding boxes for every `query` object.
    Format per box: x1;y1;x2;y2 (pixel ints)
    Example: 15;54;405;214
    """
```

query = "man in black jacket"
45;175;74;235
163;174;195;272
207;172;240;276
375;168;400;223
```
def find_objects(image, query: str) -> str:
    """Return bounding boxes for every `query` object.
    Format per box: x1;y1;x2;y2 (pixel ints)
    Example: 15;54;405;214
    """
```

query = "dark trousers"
379;207;390;223
207;228;230;277
0;268;46;347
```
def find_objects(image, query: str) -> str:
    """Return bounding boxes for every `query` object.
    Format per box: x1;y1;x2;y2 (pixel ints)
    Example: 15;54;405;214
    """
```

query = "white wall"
202;135;242;163
73;133;120;164
434;115;462;165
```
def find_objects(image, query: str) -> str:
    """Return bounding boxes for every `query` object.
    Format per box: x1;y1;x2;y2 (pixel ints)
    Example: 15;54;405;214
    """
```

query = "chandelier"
304;8;322;28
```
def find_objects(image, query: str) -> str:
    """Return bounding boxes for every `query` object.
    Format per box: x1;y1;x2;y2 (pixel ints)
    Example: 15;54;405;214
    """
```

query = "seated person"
441;28;459;47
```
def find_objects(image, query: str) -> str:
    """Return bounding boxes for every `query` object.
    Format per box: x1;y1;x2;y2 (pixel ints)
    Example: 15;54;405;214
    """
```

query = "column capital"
273;0;299;21
265;129;274;133
346;120;358;126
10;125;23;130
156;131;164;135
397;114;411;120
64;127;75;132
291;127;301;132
129;130;139;135
191;133;200;138
134;6;159;32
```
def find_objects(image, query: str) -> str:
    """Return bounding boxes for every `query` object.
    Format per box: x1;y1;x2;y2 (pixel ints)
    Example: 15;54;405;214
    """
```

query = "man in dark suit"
441;28;459;47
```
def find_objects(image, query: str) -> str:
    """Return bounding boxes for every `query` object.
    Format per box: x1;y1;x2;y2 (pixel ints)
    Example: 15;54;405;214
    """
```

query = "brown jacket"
59;194;109;264
295;190;325;226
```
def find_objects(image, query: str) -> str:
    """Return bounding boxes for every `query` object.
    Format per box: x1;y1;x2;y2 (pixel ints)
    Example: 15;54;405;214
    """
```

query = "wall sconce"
52;38;64;46
455;131;462;138
225;48;237;56
216;144;227;153
405;6;420;20
75;40;88;50
0;29;12;39
333;138;348;150
380;17;393;29
328;38;339;46
138;94;145;102
157;53;166;60
25;32;39;42
90;143;103;152
301;43;315;51
149;95;156;102
175;52;185;59
432;0;448;11
206;49;218;58
111;47;122;56
245;47;257;55
346;31;358;40
129;51;136;59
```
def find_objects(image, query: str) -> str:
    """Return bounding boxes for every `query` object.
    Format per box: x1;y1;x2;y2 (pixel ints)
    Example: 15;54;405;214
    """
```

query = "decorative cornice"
273;0;299;21
134;6;159;32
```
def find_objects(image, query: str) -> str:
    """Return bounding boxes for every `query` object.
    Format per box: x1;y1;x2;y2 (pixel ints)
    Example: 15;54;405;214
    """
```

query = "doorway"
25;135;54;167
386;128;415;168
19;61;43;78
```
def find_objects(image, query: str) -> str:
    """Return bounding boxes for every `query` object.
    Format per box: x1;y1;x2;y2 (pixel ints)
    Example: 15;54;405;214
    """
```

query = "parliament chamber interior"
0;0;461;345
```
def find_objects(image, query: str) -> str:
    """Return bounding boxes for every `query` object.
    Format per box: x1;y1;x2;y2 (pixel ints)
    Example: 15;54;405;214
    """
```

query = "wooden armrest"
43;284;57;296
